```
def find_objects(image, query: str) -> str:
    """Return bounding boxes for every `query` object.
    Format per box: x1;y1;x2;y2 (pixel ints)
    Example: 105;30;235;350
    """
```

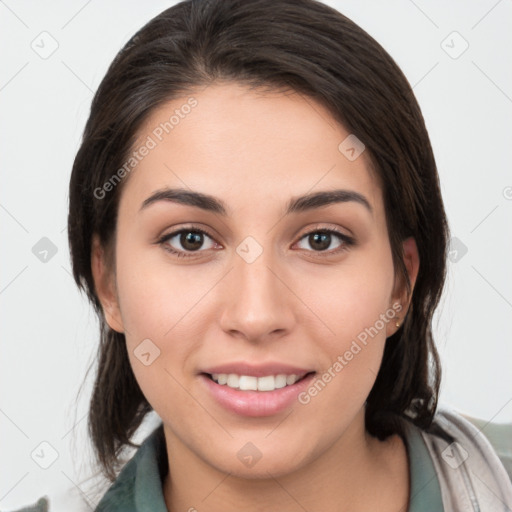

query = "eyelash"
157;225;355;259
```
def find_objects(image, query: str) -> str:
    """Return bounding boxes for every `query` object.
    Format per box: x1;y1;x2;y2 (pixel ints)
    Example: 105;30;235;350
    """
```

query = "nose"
218;245;296;343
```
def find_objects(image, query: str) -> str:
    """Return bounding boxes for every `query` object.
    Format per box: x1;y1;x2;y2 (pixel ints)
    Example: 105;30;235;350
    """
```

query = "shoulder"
92;437;147;511
2;497;49;512
458;410;512;482
426;406;512;480
418;405;512;510
95;422;167;511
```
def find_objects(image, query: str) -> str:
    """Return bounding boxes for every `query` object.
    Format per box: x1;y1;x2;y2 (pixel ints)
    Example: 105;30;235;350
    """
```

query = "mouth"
201;371;316;392
199;371;317;417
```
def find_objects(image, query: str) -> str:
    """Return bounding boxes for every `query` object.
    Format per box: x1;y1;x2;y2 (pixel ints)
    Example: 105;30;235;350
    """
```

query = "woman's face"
94;82;418;478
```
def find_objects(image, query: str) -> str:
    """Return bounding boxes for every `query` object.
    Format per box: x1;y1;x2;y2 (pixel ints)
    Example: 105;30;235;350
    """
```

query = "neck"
162;409;410;512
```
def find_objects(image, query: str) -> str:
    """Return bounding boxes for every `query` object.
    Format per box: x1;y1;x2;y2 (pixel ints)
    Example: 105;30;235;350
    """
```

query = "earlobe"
387;237;420;337
91;234;125;333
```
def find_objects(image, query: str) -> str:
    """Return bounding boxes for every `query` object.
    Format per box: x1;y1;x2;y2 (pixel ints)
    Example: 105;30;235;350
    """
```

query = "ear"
91;234;125;333
386;236;420;337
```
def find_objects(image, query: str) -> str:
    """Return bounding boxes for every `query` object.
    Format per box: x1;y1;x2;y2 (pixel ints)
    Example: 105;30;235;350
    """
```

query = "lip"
200;362;314;378
199;371;316;417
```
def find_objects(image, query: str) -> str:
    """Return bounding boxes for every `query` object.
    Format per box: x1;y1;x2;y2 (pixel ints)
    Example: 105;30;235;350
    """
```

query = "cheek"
300;249;395;345
294;266;395;416
113;240;224;397
114;240;216;339
114;247;213;412
297;249;395;395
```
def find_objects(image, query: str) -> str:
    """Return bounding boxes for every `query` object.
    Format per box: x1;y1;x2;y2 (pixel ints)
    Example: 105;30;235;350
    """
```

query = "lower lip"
199;373;316;417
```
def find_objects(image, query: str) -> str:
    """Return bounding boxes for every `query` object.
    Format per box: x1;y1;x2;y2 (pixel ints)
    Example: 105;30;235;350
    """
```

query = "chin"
206;443;311;480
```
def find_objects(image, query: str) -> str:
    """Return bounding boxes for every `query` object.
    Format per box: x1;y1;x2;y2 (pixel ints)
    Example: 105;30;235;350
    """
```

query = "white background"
1;0;511;509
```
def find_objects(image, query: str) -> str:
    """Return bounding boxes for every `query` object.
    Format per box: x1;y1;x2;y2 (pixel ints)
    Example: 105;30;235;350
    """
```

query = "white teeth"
210;373;304;391
227;374;239;388
286;374;297;385
274;375;288;389
239;375;258;391
216;373;228;385
257;375;275;391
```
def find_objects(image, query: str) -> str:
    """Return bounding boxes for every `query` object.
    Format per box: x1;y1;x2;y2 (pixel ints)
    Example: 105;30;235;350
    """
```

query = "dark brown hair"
68;0;449;482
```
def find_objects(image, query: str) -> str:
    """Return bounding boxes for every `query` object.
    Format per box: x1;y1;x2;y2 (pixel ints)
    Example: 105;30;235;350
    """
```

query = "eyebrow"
140;187;372;215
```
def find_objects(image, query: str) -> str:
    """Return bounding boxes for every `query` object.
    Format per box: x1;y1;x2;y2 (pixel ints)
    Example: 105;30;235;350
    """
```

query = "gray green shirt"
96;421;445;510
94;409;512;511
9;408;512;511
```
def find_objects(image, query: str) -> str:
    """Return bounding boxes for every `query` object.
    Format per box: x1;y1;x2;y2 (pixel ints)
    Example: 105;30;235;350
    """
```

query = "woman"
13;0;512;510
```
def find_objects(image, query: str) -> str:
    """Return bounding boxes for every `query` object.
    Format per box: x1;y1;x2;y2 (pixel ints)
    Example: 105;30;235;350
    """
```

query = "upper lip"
201;362;315;378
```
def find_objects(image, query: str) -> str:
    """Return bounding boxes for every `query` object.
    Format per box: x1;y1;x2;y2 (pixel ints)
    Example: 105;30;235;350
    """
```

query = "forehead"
120;82;382;217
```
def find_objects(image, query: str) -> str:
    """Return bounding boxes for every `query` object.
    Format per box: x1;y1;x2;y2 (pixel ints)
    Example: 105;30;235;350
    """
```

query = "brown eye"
296;229;351;253
180;231;205;251
159;228;218;257
307;232;332;251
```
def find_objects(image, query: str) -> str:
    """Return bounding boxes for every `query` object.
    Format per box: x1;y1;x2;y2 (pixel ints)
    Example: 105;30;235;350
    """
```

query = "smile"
200;371;317;417
208;372;310;391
